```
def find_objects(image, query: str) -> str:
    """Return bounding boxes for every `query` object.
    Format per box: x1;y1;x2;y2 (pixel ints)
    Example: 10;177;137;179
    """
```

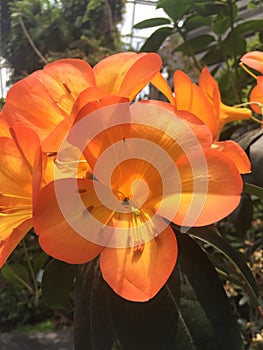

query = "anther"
132;208;141;216
133;240;145;253
47;152;57;157
63;82;72;94
77;189;87;193
82;205;94;215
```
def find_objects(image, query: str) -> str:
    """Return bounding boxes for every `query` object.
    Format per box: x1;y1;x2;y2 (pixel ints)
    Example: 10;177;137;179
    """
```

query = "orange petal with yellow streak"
33;58;96;115
151;72;175;105
93;52;162;100
3;76;66;143
198;66;220;114
0;218;32;268
174;70;217;135
100;225;177;301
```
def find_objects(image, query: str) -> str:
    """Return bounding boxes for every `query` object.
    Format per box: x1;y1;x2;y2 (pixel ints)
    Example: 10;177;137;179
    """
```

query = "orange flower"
152;69;251;174
34;102;243;301
240;51;263;74
240;51;263;115
198;67;252;139
0;123;41;267
2;53;162;152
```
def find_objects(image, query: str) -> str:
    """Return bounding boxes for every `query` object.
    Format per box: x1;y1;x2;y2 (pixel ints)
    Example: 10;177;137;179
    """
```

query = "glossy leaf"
233;20;263;36
107;233;244;350
140;27;173;52
188;226;259;307
243;183;263;199
133;17;171;29
42;259;76;310
174;34;214;54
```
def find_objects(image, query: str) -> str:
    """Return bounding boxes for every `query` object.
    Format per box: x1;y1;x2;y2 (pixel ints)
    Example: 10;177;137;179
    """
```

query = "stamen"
77;189;87;193
82;205;94;215
133;240;145;253
234;101;263;124
239;62;257;80
55;159;88;165
47;152;57;157
63;82;72;94
132;207;141;216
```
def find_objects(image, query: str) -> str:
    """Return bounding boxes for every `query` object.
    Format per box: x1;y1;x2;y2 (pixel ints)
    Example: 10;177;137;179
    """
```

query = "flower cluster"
0;52;251;301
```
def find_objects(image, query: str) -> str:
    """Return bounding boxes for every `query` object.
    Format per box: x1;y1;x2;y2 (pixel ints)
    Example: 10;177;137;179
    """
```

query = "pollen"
132;207;141;216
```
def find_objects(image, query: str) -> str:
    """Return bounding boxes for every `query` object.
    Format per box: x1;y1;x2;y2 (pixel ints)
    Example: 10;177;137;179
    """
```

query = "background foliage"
0;0;125;81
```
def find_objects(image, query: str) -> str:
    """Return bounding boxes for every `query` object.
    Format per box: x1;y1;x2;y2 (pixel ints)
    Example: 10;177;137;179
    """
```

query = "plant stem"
22;239;39;296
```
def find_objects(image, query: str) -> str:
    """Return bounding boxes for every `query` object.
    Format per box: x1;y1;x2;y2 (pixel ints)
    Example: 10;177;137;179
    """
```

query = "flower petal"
0;218;32;267
241;51;263;74
34;58;96;114
154;149;243;227
33;179;106;264
151;72;175;104
3;76;66;142
250;77;263;114
212;140;251;174
174;70;217;135
93;52;162;100
100;225;177;301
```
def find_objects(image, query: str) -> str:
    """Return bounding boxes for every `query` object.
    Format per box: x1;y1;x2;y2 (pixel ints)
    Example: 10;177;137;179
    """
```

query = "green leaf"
74;259;114;350
140;27;173;52
188;226;259;307
243;183;263;199
133;17;171;29
33;251;49;275
183;14;212;31
41;259;76;310
157;0;193;22
234;19;263;36
1;263;32;290
107;233;244;350
174;34;215;55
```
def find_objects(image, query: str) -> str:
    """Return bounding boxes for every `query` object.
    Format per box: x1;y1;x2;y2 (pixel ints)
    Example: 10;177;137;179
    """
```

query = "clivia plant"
0;49;262;349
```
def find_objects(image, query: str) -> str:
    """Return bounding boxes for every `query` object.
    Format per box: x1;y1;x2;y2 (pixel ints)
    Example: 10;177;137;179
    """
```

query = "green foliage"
0;0;125;81
134;0;263;104
42;259;76;310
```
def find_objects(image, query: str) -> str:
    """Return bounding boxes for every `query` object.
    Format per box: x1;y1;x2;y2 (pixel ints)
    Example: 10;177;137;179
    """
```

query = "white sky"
120;1;169;50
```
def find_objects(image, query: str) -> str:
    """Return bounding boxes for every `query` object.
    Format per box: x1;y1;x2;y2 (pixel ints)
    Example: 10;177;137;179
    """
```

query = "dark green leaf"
183;15;212;31
230;194;253;234
74;259;114;350
1;263;31;288
223;33;246;57
174;34;215;54
157;0;193;22
133;17;171;29
193;2;228;17
140;27;173;52
42;259;76;310
243;183;263;199
188;226;259;307
107;233;244;350
202;45;224;66
234;19;263;36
